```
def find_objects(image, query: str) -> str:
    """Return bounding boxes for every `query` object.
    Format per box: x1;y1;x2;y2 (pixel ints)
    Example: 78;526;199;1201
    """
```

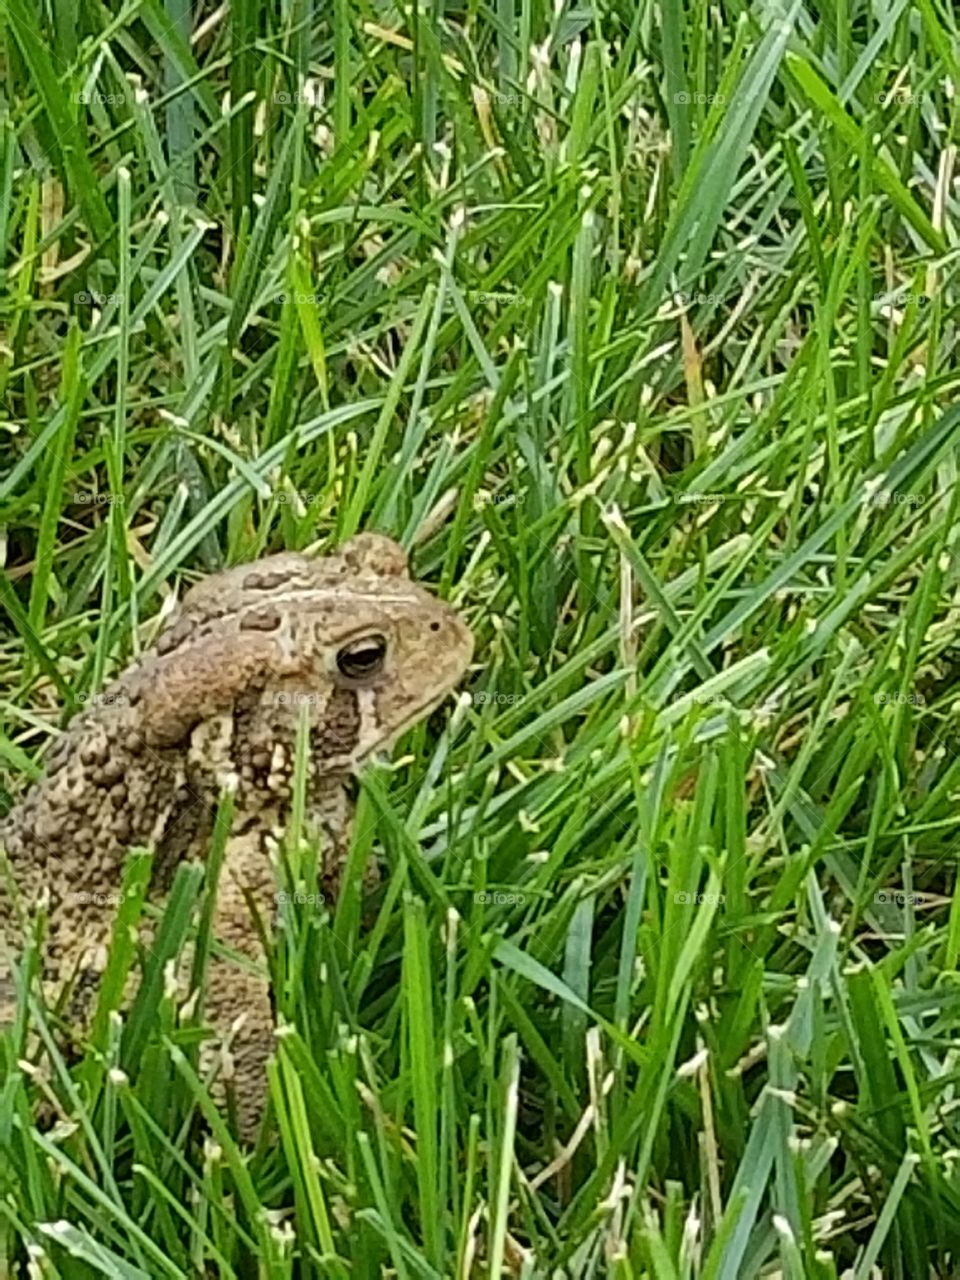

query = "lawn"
2;0;960;1275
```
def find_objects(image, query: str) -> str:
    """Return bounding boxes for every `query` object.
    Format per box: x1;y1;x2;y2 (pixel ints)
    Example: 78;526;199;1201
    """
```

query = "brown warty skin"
0;533;473;1138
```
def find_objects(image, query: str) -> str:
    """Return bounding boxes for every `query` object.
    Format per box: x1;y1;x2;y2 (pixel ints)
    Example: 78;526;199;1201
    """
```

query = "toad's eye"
336;634;388;683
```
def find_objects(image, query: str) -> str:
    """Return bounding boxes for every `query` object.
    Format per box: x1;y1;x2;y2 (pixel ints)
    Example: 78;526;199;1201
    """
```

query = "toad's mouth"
371;686;466;768
310;686;464;774
383;686;462;747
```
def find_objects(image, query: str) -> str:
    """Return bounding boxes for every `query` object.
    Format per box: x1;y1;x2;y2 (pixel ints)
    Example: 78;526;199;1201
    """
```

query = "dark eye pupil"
336;636;387;679
348;647;380;669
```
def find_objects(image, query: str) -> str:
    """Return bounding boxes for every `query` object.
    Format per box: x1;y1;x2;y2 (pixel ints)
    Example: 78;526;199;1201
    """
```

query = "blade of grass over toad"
188;788;235;1007
88;850;153;1057
122;864;205;1069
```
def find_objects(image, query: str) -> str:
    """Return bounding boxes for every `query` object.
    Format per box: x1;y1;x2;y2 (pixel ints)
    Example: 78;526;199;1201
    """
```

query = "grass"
1;0;960;1274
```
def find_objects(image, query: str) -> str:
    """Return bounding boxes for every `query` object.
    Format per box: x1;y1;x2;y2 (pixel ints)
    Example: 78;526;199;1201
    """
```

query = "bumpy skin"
0;533;472;1137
